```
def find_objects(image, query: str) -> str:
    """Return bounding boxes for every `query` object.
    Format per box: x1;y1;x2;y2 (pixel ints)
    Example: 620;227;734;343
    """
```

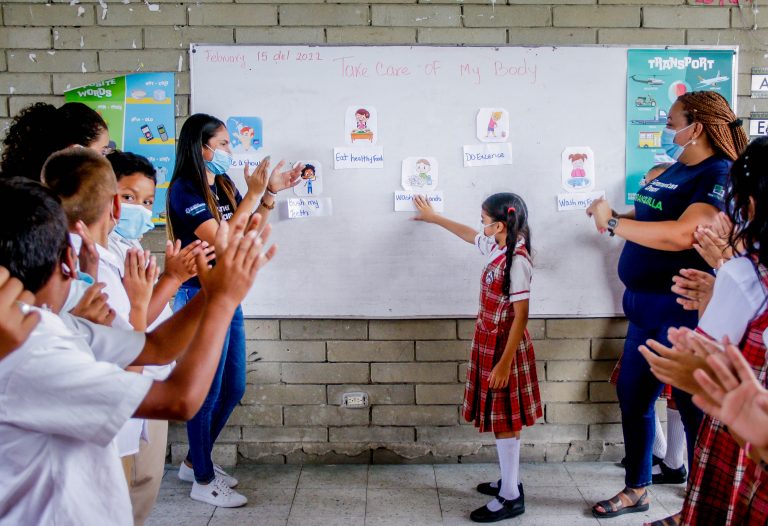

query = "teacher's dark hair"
167;113;237;241
1;102;107;181
677;91;747;161
727;135;768;268
482;192;531;297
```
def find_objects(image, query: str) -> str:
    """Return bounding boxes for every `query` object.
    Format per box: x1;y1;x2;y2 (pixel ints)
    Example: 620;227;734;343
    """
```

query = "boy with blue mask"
106;150;213;525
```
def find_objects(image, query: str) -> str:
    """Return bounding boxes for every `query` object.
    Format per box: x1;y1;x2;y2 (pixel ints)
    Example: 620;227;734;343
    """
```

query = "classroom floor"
147;461;685;525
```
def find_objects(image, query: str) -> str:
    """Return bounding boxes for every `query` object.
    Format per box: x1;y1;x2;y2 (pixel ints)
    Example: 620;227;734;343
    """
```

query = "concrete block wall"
1;0;765;464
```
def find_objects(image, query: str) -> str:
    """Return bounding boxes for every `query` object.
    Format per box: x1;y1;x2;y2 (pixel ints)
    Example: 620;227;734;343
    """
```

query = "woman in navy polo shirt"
167;113;301;507
586;92;747;519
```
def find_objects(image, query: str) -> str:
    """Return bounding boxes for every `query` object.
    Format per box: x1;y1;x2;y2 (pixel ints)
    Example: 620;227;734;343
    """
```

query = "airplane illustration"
630;75;664;86
697;71;730;88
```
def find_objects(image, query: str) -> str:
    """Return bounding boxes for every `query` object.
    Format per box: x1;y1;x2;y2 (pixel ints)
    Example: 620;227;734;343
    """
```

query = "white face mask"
60;271;95;314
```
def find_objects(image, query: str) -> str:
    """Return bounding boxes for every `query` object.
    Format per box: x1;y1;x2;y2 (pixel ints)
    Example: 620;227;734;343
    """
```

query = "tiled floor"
147;462;685;525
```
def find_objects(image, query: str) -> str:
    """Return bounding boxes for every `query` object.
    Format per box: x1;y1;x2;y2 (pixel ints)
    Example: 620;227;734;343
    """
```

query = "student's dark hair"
42;147;117;229
482;192;531;297
167;113;237;241
0;178;70;293
1;102;107;181
107;150;157;184
727;135;768;268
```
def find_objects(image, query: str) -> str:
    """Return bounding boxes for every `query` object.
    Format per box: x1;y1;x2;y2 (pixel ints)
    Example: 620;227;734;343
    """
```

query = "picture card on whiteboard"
281;197;333;219
476;108;509;143
562;147;595;192
334;146;384;169
556;191;605;211
401;157;438;191
346;106;377;145
463;143;513;167
293;161;322;197
394;191;444;212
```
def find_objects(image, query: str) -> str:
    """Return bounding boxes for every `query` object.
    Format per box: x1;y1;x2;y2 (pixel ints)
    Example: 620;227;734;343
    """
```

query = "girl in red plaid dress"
413;192;541;523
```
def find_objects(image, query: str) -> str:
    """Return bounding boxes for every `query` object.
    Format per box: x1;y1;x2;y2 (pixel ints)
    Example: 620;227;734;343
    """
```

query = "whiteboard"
189;44;729;319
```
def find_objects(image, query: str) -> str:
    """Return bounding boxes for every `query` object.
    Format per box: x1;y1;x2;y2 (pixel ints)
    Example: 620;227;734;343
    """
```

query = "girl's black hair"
726;135;768;268
482;192;531;297
167;113;237;241
1;102;107;181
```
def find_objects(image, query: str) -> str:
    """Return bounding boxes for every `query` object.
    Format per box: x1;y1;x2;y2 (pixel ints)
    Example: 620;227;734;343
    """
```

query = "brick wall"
1;0;764;464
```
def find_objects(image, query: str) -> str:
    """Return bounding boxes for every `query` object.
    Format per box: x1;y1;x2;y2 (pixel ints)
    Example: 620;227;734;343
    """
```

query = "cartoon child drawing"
233;126;256;152
355;109;370;131
568;153;589;188
301;164;316;195
486;111;503;138
408;159;432;188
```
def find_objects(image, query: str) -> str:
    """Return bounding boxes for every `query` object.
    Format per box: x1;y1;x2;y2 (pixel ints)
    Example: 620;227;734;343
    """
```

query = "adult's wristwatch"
607;217;619;237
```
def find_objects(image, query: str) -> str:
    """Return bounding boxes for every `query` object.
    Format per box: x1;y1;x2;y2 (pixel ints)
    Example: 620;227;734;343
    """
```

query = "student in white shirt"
0;177;276;523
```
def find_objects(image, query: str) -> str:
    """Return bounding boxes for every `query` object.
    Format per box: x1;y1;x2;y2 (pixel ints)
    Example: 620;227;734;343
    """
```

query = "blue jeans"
618;289;704;488
173;285;246;484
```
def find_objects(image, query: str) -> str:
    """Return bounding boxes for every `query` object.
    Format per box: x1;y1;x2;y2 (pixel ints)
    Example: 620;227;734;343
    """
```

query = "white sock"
664;408;685;469
652;411;667;459
496;438;521;501
490;480;499;489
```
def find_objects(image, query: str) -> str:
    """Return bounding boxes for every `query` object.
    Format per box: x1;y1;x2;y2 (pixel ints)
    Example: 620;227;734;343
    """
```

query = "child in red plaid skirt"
414;192;541;523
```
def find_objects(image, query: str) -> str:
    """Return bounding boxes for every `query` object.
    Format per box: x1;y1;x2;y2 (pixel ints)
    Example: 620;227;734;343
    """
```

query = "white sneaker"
178;461;238;488
190;476;247;508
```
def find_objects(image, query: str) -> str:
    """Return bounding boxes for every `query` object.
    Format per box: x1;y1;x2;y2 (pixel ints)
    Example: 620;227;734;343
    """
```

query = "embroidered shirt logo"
484;271;495;285
711;184;725;199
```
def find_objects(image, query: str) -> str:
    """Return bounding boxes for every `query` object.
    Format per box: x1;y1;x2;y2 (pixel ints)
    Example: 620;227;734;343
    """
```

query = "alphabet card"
345;106;378;145
401;157;438;192
476;108;510;143
293;161;323;197
561;147;595;192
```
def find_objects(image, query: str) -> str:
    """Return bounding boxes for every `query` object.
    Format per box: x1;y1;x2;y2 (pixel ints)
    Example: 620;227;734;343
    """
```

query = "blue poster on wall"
625;49;736;204
122;73;176;223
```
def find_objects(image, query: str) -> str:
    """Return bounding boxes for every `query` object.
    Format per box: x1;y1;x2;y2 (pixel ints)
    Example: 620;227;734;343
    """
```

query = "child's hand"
672;268;715;311
122;248;158;313
412;195;439;223
693;224;732;270
267;159;302;193
488;360;513;389
75;220;100;281
196;212;277;308
163;239;214;283
68;282;117;326
243;158;270;196
0;266;40;356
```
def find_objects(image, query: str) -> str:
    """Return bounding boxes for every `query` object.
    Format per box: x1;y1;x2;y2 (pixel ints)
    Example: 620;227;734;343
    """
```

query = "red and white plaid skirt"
462;326;542;434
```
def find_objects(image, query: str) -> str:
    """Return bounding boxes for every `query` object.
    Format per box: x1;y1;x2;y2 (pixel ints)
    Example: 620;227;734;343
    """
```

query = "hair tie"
507;207;515;214
729;118;743;129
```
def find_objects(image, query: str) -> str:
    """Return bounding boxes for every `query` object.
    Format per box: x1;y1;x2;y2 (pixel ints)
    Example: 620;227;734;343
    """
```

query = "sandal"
645;512;681;526
592;487;650;518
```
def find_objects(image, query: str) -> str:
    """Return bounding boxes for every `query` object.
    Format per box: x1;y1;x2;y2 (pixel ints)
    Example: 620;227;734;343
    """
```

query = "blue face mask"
660;123;694;161
205;145;233;175
114;203;154;240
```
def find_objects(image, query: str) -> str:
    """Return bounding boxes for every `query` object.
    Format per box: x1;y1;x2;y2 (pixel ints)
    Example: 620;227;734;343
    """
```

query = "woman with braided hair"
586;91;747;519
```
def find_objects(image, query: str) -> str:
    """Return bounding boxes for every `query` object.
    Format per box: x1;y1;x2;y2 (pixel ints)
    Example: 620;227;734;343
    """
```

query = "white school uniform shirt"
0;308;151;526
698;256;768;344
475;234;532;302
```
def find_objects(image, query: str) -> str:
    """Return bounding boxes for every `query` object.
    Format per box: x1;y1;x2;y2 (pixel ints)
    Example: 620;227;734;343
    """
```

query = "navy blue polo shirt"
168;174;243;287
618;156;730;293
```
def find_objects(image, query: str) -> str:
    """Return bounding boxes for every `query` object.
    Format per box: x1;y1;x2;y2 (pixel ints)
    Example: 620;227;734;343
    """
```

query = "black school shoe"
476;480;524;498
470;494;525;523
652;462;687;484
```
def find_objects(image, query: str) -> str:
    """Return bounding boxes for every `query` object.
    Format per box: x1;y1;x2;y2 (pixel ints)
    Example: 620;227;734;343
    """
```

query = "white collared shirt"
0;309;151;525
475;235;532;302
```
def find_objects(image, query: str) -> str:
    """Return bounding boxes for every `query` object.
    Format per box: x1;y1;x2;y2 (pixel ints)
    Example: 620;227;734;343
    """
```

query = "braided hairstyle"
726;135;768;268
677;91;747;161
482;192;531;297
